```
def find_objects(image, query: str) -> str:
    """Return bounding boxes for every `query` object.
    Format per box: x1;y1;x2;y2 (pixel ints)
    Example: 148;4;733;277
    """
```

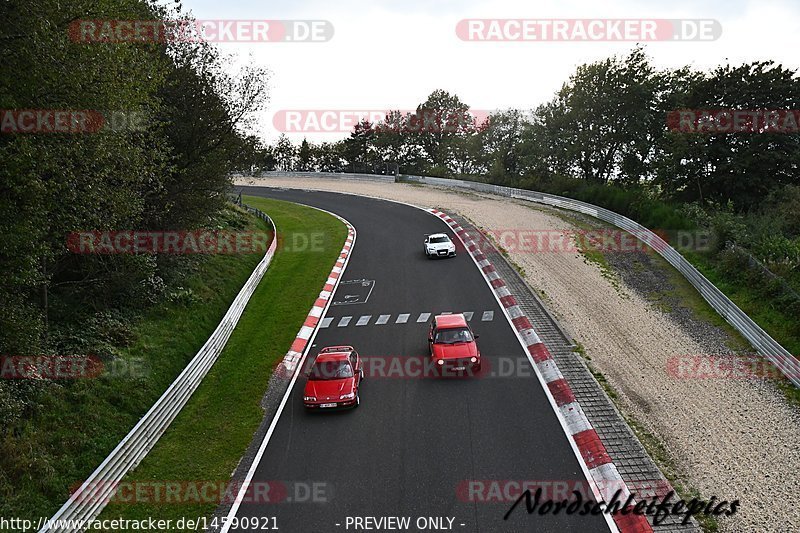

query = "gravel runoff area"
236;176;800;532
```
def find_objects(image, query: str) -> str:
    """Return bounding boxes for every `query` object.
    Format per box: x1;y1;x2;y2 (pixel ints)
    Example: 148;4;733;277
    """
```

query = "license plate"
452;366;466;371
320;403;337;408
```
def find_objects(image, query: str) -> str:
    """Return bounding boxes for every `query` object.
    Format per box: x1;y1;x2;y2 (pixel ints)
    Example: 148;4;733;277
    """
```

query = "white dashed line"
322;311;493;329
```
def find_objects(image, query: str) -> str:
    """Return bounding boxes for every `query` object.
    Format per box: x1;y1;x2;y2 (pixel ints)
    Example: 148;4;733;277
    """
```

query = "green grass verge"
1;205;270;521
681;249;800;357
542;203;780;354
524;195;800;397
680;250;800;406
95;196;345;527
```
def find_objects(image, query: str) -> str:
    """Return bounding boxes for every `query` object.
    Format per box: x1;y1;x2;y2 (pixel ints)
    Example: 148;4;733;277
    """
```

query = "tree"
655;61;800;210
477;110;525;181
409;90;476;174
0;0;272;408
0;0;170;351
153;42;270;229
523;47;664;184
297;138;312;170
312;141;346;172
274;134;296;170
372;110;431;175
342;120;376;172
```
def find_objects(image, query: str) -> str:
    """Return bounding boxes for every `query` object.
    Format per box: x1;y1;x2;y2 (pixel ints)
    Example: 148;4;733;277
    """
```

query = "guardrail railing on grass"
40;204;278;532
246;170;800;388
407;175;800;387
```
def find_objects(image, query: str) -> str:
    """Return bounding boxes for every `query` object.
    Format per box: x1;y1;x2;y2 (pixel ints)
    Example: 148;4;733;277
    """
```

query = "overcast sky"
178;0;800;143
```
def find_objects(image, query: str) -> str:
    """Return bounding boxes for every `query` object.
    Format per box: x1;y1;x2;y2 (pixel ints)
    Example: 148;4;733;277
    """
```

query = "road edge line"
429;207;653;533
235;185;649;532
219;206;356;533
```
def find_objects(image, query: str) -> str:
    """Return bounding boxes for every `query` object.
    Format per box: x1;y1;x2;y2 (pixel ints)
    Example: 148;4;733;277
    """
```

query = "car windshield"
434;327;473;344
309;361;354;380
430;236;450;243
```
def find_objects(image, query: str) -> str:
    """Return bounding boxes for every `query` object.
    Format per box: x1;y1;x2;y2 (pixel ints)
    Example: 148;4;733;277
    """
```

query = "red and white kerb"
428;208;655;533
275;223;356;378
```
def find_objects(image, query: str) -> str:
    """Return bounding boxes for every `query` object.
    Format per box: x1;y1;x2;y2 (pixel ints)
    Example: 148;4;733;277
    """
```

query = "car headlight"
470;357;477;363
437;359;444;366
340;392;355;400
303;396;316;401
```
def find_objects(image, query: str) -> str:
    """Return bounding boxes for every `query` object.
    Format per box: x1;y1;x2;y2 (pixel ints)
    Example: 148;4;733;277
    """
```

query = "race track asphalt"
228;186;610;533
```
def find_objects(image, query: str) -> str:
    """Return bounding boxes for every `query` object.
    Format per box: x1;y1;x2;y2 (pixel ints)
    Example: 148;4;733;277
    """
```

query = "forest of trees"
1;0;269;419
3;1;798;524
4;2;799;424
248;48;800;306
250;48;799;215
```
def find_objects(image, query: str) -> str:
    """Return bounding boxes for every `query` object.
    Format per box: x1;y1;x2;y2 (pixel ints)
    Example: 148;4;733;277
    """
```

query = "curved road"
227;186;610;533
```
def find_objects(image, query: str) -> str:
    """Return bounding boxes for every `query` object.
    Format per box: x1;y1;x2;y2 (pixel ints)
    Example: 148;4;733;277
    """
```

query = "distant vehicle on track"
423;233;456;259
303;345;363;409
428;313;481;374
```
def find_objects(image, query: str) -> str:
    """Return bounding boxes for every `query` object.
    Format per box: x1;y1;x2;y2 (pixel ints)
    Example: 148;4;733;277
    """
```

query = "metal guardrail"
41;205;278;532
249;170;800;387
404;175;800;387
258;170;395;182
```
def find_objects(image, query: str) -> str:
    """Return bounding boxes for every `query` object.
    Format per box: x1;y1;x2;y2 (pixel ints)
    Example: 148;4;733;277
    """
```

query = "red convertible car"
428;313;481;375
303;345;363;409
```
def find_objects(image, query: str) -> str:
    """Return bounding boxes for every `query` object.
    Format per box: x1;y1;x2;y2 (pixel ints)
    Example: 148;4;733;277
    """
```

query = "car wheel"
354;394;360;408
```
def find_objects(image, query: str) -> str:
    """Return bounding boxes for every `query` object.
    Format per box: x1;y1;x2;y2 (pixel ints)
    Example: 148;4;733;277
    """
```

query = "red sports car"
428;313;481;375
303;345;363;409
